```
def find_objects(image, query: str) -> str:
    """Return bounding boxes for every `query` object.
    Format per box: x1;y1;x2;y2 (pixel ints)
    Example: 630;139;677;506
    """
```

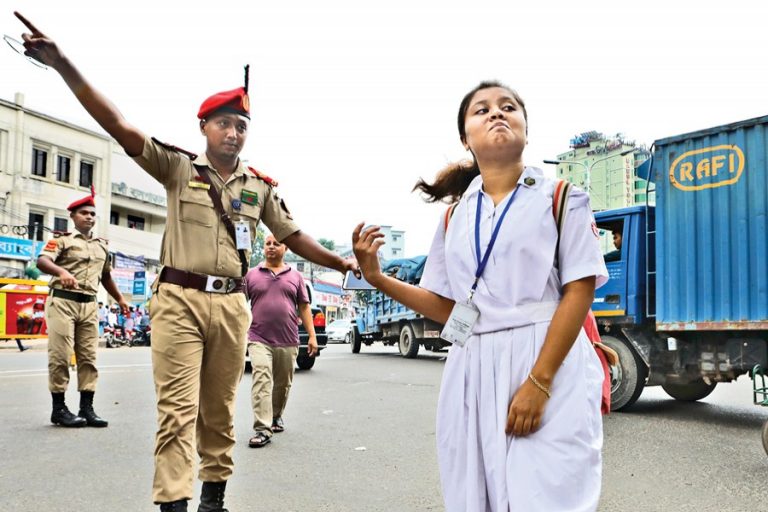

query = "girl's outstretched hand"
352;222;386;286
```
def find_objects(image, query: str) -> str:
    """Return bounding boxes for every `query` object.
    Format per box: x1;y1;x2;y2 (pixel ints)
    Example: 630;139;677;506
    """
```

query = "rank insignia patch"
241;189;259;206
188;180;211;190
43;240;57;251
524;177;536;186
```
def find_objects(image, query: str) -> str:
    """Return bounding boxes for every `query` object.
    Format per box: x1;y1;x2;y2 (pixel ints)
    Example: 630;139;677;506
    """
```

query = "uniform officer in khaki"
15;12;357;512
37;189;128;428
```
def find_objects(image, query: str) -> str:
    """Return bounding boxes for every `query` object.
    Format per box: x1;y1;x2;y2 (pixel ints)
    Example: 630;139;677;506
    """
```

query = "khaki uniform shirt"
39;232;111;296
133;137;299;279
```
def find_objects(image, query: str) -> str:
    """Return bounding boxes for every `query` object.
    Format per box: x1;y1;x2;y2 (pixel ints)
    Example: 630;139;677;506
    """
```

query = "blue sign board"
0;236;46;261
132;278;146;297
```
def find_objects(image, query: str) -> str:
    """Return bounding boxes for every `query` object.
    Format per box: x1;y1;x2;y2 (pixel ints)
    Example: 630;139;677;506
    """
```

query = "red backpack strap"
443;203;459;233
552;179;573;267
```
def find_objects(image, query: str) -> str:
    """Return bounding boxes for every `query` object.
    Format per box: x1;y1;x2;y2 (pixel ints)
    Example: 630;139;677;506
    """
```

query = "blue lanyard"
471;185;520;299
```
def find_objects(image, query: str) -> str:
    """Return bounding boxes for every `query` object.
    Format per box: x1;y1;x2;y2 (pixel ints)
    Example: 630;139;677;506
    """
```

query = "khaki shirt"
39;232;111;296
133;137;299;279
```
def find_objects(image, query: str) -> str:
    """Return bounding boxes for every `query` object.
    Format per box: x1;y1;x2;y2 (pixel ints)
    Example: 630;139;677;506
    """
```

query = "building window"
79;161;94;188
110;211;120;225
53;217;68;232
32;148;47;177
28;212;45;241
56;155;71;183
127;214;145;230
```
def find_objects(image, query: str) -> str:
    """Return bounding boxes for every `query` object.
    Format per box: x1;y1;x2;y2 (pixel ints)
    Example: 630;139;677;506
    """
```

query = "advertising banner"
0;279;49;339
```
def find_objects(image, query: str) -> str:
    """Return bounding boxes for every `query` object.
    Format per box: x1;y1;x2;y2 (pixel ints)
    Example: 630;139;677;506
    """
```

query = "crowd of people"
96;302;150;337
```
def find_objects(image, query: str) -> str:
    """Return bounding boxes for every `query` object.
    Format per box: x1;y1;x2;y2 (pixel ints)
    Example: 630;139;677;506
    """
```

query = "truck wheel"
601;335;647;411
351;327;362;354
762;420;768;456
662;379;717;401
399;324;419;359
296;355;316;370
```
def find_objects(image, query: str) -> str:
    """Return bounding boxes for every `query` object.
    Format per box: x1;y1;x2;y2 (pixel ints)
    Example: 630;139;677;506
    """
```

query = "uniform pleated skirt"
436;321;604;512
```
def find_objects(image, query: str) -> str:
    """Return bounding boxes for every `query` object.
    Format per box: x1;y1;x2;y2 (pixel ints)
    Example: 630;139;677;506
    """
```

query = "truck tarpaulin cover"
382;256;427;284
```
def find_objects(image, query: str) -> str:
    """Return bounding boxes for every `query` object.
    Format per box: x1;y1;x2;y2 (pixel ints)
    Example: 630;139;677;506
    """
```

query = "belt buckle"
205;275;231;294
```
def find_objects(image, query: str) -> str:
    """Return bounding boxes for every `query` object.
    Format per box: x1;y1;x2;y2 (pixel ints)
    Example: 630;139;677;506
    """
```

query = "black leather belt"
51;289;97;303
159;267;244;294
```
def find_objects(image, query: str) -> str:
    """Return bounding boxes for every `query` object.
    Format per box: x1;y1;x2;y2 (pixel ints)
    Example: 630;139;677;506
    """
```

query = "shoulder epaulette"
52;231;70;238
95;237;109;244
151;137;198;160
248;166;278;187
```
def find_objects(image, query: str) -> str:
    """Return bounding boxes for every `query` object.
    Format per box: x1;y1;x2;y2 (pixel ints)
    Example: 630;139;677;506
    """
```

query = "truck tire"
399;324;419;359
602;335;647;411
351;327;362;354
296;355;315;370
662;379;717;402
762;420;768;456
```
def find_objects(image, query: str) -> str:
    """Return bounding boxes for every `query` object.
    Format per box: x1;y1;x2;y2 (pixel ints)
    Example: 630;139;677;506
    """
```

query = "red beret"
197;87;250;120
67;185;96;212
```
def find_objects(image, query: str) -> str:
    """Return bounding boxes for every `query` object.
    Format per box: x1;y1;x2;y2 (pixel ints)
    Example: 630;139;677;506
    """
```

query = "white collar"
465;166;545;198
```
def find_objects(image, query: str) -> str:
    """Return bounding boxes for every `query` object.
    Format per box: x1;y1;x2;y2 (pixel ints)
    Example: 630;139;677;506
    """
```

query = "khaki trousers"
149;283;250;504
45;295;98;393
248;342;298;435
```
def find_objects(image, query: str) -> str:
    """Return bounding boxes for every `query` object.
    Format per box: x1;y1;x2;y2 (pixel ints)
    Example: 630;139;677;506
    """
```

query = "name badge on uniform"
235;221;251;250
188;180;211;190
440;301;479;347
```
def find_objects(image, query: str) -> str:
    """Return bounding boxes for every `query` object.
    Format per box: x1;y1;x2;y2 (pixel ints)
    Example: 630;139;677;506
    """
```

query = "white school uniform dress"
420;167;608;512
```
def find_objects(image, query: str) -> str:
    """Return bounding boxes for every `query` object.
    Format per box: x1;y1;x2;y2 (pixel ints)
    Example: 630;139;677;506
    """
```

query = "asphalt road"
1;341;767;511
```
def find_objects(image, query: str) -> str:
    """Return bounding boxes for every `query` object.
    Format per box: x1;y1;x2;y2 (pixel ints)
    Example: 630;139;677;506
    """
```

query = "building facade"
0;93;166;305
0;93;112;277
552;131;649;210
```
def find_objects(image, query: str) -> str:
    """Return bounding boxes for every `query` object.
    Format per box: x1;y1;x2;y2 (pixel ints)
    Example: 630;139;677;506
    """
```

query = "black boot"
159;500;188;512
198;482;228;512
78;391;108;427
50;392;86;428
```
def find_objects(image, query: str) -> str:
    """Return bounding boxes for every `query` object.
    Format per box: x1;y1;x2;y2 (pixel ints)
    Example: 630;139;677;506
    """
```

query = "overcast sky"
3;1;767;254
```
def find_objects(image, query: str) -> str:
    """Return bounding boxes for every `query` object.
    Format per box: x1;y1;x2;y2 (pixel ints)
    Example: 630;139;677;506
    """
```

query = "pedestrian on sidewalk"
97;301;107;336
36;188;129;429
15;339;29;352
245;234;318;449
352;81;608;511
14;11;357;511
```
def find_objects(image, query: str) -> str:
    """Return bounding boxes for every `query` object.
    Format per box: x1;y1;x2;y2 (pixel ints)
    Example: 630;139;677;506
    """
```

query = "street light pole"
544;148;634;209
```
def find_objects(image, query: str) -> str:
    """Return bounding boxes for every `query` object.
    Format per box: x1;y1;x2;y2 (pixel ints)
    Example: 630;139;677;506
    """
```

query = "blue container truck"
352;256;449;358
593;115;768;410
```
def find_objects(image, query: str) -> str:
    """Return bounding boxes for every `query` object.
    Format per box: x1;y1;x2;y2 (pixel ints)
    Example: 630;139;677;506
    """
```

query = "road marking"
0;363;152;379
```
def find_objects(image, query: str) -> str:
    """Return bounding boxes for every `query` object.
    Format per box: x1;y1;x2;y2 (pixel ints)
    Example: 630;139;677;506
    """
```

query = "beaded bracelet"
528;374;551;398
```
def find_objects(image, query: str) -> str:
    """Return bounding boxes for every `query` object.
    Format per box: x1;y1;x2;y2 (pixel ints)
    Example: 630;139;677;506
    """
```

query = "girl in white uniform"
353;81;607;512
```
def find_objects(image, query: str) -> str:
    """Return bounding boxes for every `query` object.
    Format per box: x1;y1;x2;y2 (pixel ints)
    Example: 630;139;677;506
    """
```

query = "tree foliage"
317;238;335;251
250;225;266;266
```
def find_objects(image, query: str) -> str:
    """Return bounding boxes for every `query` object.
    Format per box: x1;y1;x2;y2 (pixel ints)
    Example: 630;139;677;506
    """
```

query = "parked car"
326;319;354;344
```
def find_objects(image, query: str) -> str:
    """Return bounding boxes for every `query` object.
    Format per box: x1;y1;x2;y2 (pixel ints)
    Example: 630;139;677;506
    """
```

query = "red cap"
197;87;250;120
67;185;96;212
197;65;251;120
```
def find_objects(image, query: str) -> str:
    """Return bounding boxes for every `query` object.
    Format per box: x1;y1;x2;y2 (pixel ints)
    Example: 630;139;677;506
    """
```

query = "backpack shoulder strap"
552;179;573;266
443;202;459;233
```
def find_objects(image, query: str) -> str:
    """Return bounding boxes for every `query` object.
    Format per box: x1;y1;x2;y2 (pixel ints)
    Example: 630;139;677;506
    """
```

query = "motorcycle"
104;325;131;348
130;325;151;347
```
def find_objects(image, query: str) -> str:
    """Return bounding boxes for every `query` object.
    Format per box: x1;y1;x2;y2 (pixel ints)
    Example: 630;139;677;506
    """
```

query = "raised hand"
14;11;65;68
351;222;385;287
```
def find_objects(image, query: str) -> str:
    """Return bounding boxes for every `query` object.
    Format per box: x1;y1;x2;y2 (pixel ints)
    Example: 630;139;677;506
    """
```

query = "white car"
326;319;354;344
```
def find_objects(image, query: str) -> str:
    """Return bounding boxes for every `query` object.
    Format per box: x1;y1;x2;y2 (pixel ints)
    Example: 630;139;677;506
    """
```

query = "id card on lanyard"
440;185;520;346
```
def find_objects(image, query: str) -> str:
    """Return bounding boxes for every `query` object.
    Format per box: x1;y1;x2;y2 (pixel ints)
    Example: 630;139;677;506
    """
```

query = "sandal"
271;417;285;433
248;432;271;448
